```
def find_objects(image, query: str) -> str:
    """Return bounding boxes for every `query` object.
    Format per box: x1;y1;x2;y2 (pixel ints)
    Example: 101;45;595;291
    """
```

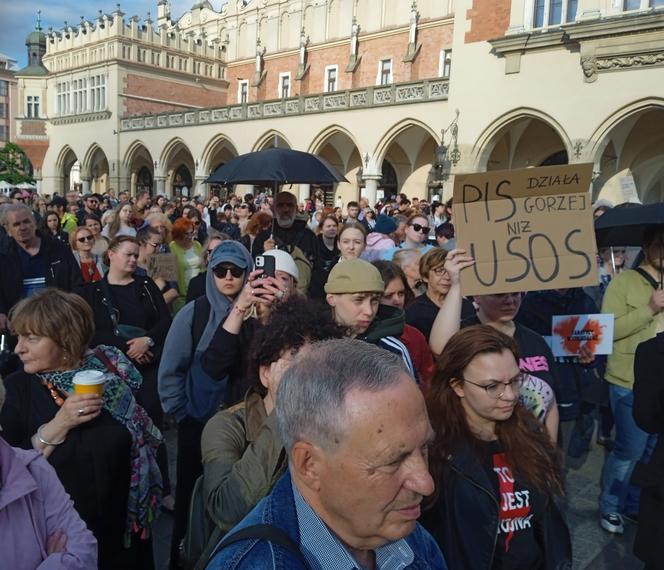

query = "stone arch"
55;145;80;194
473;108;572;171
160;138;196;198
374;120;440;200
252;130;292;151
124;140;154;196
200;134;239;176
590;100;664;204
81;144;110;194
308;125;363;206
374;119;440;168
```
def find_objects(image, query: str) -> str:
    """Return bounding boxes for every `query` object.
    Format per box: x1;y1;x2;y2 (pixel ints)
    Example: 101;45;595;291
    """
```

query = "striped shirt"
292;483;415;570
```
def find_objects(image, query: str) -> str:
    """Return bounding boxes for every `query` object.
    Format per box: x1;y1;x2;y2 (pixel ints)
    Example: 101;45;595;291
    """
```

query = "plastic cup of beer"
72;370;106;396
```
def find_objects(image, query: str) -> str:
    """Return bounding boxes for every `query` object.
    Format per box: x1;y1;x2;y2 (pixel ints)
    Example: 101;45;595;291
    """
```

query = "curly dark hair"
248;296;345;395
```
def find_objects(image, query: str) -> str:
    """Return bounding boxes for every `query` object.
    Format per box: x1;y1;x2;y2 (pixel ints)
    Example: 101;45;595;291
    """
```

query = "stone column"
362;177;381;207
193;176;208;198
81;178;91;195
298;183;310;204
155;177;166;197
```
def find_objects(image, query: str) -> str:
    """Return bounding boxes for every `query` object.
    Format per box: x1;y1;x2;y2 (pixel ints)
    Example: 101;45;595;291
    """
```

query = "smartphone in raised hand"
255;255;276;278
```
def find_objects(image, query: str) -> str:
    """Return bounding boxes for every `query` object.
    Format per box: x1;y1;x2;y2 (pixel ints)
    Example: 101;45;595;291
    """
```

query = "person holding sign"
421;325;571;570
597;225;664;535
428;251;560;442
136;226;178;307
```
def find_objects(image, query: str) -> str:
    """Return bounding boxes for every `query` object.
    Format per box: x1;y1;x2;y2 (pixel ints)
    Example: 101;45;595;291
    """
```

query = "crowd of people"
0;185;662;570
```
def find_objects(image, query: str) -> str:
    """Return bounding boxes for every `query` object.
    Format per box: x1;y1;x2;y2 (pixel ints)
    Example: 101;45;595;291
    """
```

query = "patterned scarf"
38;345;163;546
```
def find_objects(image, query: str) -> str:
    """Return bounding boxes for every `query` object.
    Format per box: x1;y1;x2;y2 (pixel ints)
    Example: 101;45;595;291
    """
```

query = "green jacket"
603;268;658;389
60;212;78;234
200;389;287;535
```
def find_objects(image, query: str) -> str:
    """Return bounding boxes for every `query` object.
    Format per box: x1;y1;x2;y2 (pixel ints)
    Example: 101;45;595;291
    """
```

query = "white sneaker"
600;513;624;534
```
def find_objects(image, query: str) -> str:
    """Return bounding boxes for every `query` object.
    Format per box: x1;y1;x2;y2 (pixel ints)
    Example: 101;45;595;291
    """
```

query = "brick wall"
17;140;49;169
122;73;228;116
465;0;511;43
225;22;453;104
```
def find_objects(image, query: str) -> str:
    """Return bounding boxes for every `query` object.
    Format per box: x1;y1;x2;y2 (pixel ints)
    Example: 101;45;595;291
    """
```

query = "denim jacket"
206;470;447;570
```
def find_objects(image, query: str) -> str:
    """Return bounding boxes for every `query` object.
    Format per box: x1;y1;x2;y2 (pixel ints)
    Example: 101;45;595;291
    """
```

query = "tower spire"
36;9;42;32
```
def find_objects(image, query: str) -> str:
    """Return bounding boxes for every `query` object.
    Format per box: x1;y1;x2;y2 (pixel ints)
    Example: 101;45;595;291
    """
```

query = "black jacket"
253;218;319;268
0;235;82;315
75;275;171;352
421;442;571;570
632;333;664;567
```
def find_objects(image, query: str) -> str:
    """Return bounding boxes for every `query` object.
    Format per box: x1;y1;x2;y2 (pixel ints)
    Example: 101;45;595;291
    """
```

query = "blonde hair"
9;289;94;361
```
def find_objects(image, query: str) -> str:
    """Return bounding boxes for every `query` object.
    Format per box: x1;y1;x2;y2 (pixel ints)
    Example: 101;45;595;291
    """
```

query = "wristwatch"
145;337;155;348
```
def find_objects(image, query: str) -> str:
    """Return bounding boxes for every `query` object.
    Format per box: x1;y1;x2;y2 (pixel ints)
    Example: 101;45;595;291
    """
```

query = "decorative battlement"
44;5;222;66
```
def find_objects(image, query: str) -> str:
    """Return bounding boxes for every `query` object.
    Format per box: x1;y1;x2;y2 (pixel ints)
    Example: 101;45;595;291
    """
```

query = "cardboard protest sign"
148;253;179;282
551;313;614;357
452;163;598;296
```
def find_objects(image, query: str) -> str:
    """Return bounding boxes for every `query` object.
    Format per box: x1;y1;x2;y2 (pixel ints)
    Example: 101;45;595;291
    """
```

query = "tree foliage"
0;143;34;185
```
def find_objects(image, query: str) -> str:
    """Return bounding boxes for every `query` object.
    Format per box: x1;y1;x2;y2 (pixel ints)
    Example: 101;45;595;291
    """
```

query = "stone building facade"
13;0;664;205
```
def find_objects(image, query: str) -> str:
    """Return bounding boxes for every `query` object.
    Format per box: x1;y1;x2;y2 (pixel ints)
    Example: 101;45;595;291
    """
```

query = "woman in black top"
405;247;475;341
429;249;560;441
76;236;173;504
0;289;162;569
422;325;570;570
41;211;69;245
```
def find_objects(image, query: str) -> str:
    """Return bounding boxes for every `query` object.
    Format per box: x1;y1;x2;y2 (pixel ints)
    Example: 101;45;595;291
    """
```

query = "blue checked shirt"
292;483;416;570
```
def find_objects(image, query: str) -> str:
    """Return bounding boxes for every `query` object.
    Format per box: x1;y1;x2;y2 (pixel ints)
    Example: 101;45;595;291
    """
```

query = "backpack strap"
207;524;309;568
191;296;211;349
634;267;661;290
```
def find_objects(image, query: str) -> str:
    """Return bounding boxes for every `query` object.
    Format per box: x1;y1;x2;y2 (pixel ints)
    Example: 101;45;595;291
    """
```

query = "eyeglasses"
432;267;447;276
77;235;95;243
410;223;430;234
462;373;525;399
238;204;249;209
212;265;244;279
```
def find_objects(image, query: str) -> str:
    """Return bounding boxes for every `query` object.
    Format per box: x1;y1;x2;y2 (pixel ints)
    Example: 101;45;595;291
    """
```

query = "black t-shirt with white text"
484;440;545;570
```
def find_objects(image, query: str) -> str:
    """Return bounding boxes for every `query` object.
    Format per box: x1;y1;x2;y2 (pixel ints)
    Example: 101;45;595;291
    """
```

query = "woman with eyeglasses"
136;226;179;307
421;325;571;570
380;213;435;261
235;203;251;236
405;247;476;342
70;226;105;284
169;218;203;313
429;251;561;442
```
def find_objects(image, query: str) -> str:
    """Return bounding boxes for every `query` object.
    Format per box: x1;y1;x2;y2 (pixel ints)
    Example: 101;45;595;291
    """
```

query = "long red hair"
426;325;563;496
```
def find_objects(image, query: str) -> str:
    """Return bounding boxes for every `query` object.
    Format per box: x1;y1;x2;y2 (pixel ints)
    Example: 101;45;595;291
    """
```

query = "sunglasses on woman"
411;223;431;234
77;235;95;243
212;265;244;279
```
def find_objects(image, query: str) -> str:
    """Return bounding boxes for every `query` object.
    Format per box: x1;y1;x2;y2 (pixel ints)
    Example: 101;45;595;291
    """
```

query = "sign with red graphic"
551;313;614;357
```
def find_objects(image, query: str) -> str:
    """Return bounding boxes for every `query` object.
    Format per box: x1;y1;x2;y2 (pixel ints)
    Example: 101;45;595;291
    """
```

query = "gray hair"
276;338;409;454
200;228;231;265
0;203;32;227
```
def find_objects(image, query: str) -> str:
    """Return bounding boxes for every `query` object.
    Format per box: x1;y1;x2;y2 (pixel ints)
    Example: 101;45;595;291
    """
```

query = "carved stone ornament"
596;52;664;70
580;56;597;83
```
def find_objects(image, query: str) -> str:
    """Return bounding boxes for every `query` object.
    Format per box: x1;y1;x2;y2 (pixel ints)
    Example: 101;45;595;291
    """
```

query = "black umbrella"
594;203;664;247
205;147;348;185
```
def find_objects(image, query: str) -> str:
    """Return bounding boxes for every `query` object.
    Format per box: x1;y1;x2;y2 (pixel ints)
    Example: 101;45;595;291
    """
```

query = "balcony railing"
120;78;449;132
